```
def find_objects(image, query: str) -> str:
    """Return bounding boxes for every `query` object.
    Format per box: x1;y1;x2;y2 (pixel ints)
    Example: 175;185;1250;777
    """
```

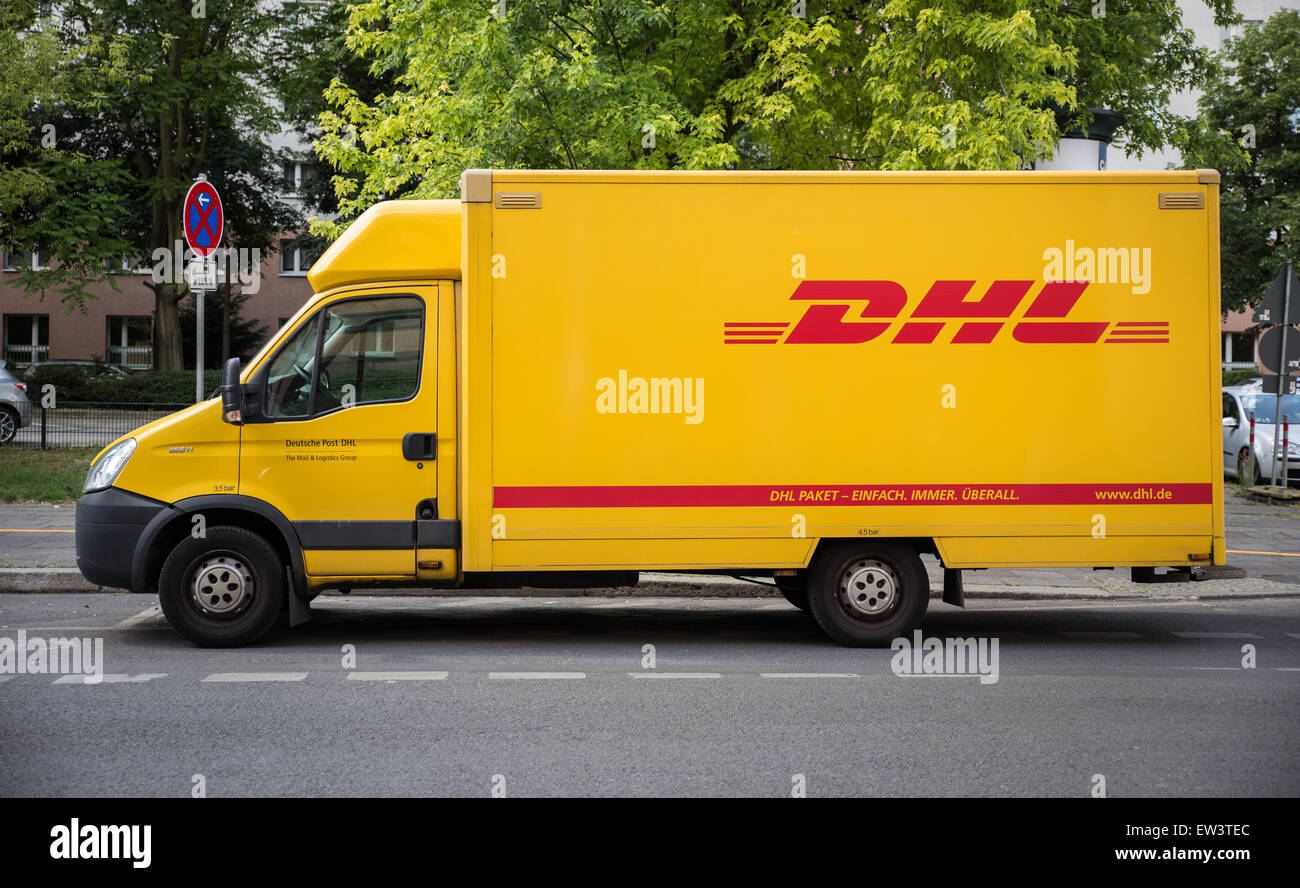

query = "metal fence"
12;402;191;449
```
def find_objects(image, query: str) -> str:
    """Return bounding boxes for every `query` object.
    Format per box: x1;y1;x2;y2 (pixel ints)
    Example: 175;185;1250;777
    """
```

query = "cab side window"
317;296;423;409
261;296;424;421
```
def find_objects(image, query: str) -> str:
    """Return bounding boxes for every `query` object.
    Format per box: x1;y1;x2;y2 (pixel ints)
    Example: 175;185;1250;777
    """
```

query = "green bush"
1223;367;1260;387
22;367;222;406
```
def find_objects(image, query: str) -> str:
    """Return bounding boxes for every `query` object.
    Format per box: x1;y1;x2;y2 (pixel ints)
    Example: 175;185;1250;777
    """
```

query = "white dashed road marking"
1172;667;1241;671
201;672;308;683
54;673;167;684
112;605;162;630
1172;632;1262;639
1060;631;1145;639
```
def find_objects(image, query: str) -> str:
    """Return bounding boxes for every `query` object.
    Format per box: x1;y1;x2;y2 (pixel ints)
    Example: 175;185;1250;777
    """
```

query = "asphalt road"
2;483;1297;589
1;593;1296;797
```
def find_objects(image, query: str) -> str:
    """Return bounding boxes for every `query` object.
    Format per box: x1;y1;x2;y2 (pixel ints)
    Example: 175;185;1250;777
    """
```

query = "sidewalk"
2;489;1297;599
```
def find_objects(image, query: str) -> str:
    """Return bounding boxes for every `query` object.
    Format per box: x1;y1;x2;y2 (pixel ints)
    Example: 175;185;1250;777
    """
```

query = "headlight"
83;438;136;493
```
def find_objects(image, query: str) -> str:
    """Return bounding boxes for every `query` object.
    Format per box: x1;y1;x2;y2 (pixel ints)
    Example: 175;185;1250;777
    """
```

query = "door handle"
402;433;437;461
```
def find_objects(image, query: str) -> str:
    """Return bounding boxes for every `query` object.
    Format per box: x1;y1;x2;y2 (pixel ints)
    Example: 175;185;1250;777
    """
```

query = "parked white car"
0;359;33;445
1222;386;1300;485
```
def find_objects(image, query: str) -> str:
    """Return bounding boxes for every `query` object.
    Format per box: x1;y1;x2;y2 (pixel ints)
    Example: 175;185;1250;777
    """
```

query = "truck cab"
76;200;464;646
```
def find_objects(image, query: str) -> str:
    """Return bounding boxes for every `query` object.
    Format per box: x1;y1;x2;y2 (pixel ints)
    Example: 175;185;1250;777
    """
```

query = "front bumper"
75;487;170;590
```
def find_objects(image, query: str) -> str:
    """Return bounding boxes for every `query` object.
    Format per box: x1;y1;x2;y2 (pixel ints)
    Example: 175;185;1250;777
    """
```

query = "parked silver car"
1222;385;1300;484
0;360;34;445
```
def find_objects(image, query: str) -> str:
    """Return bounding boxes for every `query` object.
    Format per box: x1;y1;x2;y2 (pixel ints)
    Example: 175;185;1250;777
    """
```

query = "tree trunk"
221;285;230;364
154;287;185;370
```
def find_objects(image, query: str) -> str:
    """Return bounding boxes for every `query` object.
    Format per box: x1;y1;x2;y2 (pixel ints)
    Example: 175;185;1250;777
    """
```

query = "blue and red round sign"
182;180;224;258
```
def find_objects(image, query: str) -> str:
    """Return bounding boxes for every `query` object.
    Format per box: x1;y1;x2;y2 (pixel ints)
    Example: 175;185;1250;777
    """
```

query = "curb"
1;568;1297;601
0;568;107;593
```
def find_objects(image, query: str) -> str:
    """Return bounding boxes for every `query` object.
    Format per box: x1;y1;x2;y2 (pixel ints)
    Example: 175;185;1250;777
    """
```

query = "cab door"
239;287;438;580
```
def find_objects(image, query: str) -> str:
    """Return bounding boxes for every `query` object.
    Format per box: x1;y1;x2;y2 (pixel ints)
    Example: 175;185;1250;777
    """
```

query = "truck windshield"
1240;393;1300;424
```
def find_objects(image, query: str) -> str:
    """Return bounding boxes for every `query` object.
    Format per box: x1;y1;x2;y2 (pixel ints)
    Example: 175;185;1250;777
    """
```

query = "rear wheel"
158;526;284;647
807;542;929;647
0;405;18;445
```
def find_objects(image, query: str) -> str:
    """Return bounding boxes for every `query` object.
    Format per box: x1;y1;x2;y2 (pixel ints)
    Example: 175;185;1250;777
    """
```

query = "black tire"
775;578;810;612
0;405;18;445
806;542;929;647
158;526;285;647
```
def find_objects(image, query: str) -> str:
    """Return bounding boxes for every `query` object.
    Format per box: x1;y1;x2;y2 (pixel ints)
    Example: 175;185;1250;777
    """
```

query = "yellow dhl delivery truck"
75;169;1236;648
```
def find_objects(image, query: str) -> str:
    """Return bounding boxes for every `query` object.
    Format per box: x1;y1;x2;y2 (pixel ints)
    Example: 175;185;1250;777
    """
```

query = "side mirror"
220;357;243;425
1222;416;1239;429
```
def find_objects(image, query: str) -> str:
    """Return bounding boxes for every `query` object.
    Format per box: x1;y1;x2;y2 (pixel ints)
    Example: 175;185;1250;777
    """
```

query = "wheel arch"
132;495;305;597
808;536;938;566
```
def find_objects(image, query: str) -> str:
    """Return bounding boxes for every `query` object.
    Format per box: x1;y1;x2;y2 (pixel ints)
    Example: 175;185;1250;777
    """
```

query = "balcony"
108;344;152;370
3;344;49;366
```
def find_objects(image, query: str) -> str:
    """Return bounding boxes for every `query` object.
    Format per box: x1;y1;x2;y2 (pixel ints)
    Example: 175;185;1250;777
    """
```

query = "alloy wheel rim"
838;558;901;620
189;554;254;618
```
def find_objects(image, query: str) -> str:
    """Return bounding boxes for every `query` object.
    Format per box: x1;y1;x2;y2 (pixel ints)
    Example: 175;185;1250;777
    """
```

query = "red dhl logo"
724;280;1169;345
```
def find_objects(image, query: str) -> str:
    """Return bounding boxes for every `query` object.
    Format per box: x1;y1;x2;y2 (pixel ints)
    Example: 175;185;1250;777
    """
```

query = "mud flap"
286;566;312;627
942;568;965;607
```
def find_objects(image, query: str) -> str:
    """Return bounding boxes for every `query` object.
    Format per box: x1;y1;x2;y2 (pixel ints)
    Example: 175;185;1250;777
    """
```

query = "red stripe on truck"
492;483;1213;508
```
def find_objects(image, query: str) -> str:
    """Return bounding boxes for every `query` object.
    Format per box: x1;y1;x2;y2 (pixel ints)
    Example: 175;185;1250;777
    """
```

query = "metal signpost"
1254;259;1300;488
182;175;224;403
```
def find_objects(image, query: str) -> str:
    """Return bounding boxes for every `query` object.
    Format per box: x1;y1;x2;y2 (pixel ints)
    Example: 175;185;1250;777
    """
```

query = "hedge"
23;366;223;406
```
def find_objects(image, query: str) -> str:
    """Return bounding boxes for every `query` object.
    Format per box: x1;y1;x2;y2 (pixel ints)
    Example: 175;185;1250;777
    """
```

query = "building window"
108;254;151;275
2;247;46;271
279;237;322;276
107;316;153;369
1224;331;1257;369
281;160;318;195
3;314;50;366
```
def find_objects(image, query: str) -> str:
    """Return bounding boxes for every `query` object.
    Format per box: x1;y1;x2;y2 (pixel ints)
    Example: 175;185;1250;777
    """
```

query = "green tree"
311;0;1243;237
179;288;268;370
0;0;134;306
271;0;396;219
1186;9;1300;314
1043;0;1237;158
313;0;1076;235
1;1;300;370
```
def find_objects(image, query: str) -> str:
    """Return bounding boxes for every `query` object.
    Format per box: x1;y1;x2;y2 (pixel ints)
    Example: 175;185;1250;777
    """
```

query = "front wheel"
807;542;929;647
158;526;285;647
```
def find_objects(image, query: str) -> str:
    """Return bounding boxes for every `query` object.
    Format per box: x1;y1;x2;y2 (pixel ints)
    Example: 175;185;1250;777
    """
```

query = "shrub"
22;368;222;406
1223;367;1260;387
